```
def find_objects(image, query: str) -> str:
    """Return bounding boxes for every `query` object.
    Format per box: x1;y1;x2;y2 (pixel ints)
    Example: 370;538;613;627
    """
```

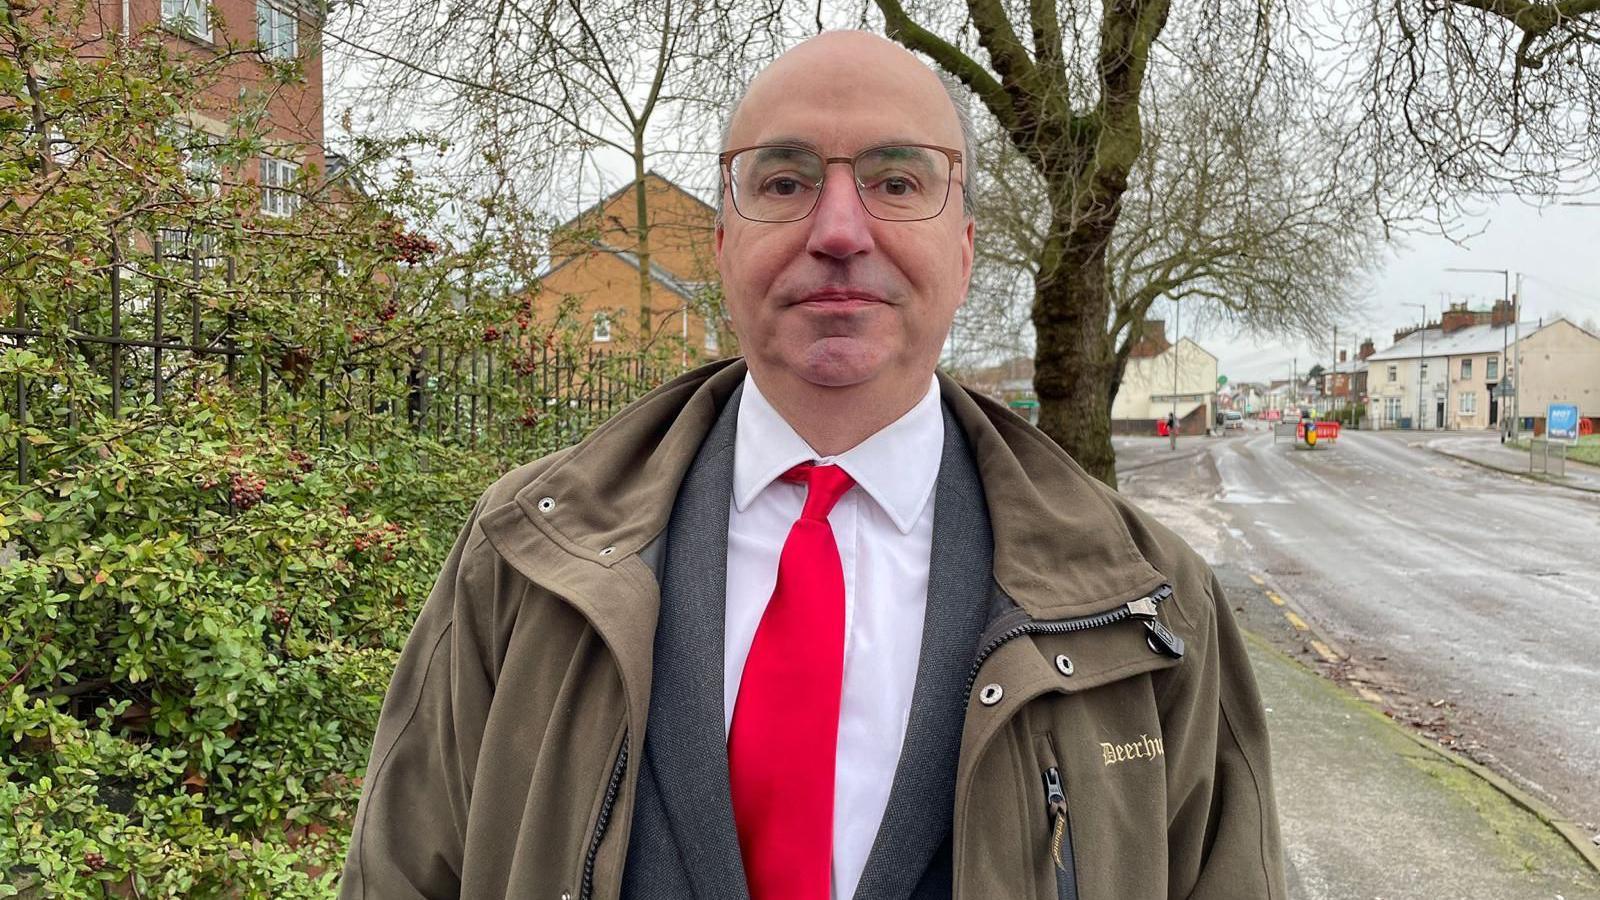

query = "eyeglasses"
718;143;963;223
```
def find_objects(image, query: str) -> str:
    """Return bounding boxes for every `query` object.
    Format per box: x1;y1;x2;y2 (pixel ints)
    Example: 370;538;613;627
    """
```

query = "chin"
797;338;885;388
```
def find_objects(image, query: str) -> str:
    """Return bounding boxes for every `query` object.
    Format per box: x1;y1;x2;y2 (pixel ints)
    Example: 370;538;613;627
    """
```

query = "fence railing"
2;234;675;485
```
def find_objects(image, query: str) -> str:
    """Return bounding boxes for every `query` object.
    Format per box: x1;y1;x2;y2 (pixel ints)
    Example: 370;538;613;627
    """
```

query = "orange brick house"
540;172;732;363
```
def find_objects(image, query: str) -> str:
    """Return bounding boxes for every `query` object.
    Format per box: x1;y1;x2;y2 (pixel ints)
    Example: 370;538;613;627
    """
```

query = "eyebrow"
757;136;931;154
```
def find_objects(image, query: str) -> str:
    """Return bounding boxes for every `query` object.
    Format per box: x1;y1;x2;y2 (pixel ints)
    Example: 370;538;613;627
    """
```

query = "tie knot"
780;463;855;521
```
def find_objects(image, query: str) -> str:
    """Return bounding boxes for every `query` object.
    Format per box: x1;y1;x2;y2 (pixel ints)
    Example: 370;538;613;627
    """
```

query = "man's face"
715;33;975;392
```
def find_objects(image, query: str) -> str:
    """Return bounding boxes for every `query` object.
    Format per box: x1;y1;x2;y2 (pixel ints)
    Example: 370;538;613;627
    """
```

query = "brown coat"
338;359;1285;899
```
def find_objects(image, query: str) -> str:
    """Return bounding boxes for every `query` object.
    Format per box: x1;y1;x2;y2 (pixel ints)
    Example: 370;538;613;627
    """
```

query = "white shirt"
724;372;943;900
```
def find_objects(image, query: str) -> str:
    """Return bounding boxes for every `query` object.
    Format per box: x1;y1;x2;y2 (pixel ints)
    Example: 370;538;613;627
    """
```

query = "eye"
764;176;806;196
881;176;917;195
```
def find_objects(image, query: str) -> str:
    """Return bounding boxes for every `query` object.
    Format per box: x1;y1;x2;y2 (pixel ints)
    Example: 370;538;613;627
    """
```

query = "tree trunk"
1034;211;1120;488
631;138;653;336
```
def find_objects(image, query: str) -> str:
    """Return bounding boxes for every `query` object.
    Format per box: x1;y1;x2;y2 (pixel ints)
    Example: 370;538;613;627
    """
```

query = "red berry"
230;474;266;511
482;326;500;343
271;606;291;628
83;851;106;872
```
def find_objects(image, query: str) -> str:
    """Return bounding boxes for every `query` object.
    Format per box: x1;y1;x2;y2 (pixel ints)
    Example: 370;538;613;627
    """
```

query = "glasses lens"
854;146;950;221
729;147;824;222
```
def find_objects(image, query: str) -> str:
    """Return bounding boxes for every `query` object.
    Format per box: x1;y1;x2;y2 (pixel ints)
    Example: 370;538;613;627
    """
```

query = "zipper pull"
1042;767;1069;870
1126;586;1185;658
1042;766;1067;820
1144;620;1185;658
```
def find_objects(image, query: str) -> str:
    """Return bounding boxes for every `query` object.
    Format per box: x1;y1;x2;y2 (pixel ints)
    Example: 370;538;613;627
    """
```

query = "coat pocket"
1034;734;1078;900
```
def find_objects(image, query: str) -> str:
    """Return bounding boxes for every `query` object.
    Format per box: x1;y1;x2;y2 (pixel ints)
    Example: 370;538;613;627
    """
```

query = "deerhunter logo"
1100;734;1165;766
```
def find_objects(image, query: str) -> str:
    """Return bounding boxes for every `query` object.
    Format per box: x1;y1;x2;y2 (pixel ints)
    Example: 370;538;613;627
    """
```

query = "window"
158;227;221;268
1487;356;1499;380
256;1;298;59
1387;364;1397;382
165;125;220;196
703;320;718;353
161;0;210;40
1420;361;1429;380
1385;397;1403;422
592;314;611;343
1460;391;1476;415
1460;359;1472;380
259;156;300;216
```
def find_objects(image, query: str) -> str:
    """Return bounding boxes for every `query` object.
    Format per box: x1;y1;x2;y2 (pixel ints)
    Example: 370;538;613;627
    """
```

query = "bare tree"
328;0;777;335
873;0;1383;485
1337;0;1600;221
950;14;1380;427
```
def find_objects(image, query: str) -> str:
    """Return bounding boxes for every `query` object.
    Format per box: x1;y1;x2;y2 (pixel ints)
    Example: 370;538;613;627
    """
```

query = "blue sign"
1548;403;1581;441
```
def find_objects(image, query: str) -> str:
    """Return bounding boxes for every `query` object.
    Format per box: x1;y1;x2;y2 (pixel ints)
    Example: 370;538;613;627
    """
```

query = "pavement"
1422;431;1600;493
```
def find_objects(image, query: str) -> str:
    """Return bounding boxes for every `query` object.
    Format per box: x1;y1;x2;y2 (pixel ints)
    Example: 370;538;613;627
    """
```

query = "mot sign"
1548;403;1581;442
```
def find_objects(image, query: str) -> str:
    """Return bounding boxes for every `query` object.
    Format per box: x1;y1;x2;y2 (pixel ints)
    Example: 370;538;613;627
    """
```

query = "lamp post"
1170;299;1180;451
1409;303;1427;430
1444;267;1513;437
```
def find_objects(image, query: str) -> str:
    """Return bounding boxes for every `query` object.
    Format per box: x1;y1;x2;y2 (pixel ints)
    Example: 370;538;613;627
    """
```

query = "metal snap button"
537;497;555;512
1055;654;1074;676
978;683;1004;706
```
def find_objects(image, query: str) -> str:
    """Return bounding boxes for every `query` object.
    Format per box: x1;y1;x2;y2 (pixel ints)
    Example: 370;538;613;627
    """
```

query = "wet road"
1117;427;1600;832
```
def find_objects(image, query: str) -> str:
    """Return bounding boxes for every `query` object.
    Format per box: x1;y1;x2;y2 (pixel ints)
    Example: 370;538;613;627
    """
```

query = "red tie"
729;462;855;900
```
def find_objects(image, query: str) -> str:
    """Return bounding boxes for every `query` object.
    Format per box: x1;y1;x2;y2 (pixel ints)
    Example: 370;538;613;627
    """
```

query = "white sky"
1202;198;1600;385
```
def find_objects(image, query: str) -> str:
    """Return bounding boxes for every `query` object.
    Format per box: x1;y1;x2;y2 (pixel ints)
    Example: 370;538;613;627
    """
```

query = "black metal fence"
2;234;674;485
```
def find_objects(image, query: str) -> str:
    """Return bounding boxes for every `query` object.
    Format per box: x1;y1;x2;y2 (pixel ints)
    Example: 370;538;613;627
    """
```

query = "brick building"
540;173;731;362
67;0;326;211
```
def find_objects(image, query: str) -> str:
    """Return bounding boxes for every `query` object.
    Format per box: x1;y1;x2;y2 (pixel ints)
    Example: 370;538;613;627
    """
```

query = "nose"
804;165;875;260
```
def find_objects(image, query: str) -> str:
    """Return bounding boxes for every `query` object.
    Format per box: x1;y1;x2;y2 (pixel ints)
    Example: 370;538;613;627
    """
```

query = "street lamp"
1170;299;1180;451
1409;303;1427;430
1444;267;1513;438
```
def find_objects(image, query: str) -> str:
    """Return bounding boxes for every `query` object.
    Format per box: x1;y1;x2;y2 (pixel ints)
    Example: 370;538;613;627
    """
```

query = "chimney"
1441;302;1475;334
1128;319;1173;359
1490;299;1514;327
1359;338;1376;360
1339;349;1348;363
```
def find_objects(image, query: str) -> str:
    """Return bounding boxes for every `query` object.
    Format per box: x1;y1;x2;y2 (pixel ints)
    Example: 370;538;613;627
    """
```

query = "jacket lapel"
638;384;750;900
851;404;991;900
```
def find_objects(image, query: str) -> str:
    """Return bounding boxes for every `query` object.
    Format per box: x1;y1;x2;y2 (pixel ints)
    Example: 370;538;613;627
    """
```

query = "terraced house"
1365;301;1600;432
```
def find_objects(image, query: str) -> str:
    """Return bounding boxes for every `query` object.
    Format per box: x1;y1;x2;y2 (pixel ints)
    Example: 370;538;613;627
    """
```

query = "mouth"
791;288;888;311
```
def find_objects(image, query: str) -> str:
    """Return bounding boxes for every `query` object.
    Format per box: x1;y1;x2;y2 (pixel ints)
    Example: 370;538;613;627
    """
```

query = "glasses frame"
718;143;964;223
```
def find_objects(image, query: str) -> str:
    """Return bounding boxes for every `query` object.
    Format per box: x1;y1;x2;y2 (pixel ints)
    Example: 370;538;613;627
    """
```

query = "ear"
957;216;975;306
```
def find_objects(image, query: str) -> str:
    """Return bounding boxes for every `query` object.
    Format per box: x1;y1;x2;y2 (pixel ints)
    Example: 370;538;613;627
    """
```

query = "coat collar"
477;357;1166;623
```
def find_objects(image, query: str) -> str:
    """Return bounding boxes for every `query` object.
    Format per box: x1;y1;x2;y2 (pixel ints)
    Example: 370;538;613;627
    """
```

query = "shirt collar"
733;372;943;535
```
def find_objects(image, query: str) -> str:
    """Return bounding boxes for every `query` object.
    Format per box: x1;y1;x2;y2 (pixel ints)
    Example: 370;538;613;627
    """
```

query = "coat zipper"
579;731;630;900
963;584;1182;698
1042;767;1078;900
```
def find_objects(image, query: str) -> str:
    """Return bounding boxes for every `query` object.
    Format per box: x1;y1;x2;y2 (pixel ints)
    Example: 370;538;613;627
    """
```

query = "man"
339;30;1284;900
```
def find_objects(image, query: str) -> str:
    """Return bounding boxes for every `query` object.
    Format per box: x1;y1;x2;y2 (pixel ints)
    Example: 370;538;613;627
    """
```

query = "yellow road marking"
1284;611;1309;631
1266;592;1286;606
1310;640;1339;662
1248;574;1265;586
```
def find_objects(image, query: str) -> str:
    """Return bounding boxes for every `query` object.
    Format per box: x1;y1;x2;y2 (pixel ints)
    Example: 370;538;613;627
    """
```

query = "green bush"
1;7;674;895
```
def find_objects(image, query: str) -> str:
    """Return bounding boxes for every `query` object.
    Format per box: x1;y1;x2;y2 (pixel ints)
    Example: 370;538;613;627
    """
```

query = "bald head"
719;30;974;219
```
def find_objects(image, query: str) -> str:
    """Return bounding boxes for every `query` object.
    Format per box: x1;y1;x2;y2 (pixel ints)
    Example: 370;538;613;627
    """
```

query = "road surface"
1117;425;1600;835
